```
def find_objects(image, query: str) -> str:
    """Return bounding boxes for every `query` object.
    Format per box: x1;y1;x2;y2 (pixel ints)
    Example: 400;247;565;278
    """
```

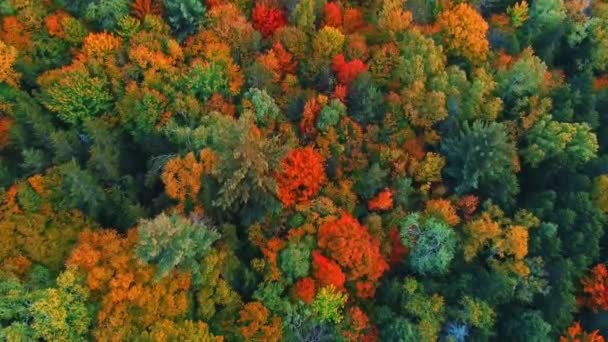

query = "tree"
499;310;552;341
402;277;446;341
592;175;608;213
462;213;502;261
294;277;316;303
195;247;242;323
278;239;312;283
163;0;206;40
37;63;113;125
580;264;608;312
243;88;280;127
346;72;385;125
400;214;456;275
276;146;326;207
311;285;347;324
0;268;92;341
441;121;519;207
591;4;608;71
560;322;605;342
82;0;130;30
424;199;460;226
457;296;496;333
183;61;231;102
323;2;342;28
368;188;394;211
67;229;193;341
290;0;316;33
521;115;598;168
496;48;548;111
312;250;346;289
523;0;566;50
29;269;92;342
312;26;345;62
54;160;108;219
317;213;389;288
136;213;220;284
131;0;162;20
210;115;290;214
436;4;489;63
0;40;20;87
252;3;286;38
141;320;223;342
332;54;366;85
238;301;283;342
316;99;345;132
161;151;205;205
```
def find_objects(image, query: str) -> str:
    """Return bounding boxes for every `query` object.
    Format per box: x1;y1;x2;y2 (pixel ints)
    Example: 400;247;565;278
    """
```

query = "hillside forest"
1;0;608;340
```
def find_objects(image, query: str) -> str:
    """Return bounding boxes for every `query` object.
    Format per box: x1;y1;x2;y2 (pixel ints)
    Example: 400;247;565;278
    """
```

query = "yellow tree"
0;40;20;86
67;229;193;341
161;150;215;208
436;4;490;63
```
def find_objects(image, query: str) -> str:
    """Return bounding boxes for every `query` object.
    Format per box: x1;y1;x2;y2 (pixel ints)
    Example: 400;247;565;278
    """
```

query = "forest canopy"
1;0;608;340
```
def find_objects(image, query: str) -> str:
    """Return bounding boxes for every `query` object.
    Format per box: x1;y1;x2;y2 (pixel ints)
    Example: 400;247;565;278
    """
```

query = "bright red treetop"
560;322;605;342
294;277;316;303
276;146;326;207
324;3;343;28
368;188;393;211
312;250;346;289
332;54;367;85
252;3;287;38
581;263;608;312
317;213;388;282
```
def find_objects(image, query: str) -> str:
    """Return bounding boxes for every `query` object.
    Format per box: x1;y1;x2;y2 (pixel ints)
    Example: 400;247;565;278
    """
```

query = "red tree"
332;54;367;85
294;277;316;303
276;147;327;207
324;3;342;28
368;189;393;211
312;251;346;289
580;263;608;311
317;213;388;295
252;3;286;38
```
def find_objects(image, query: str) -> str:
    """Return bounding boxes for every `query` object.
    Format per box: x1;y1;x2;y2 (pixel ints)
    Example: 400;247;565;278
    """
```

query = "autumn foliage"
333;54;367;85
252;3;287;38
317;213;388;296
1;0;607;339
560;322;605;342
580;264;608;312
276;147;327;207
437;4;490;63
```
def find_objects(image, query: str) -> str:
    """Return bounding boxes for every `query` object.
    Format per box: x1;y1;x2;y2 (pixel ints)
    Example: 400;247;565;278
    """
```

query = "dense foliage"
1;0;608;340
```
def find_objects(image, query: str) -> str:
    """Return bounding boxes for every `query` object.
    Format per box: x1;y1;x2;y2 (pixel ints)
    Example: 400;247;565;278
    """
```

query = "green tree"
38;65;113;125
317;99;345;132
347;72;385;125
441;121;519;207
521;115;598;168
54;160;107;219
311;286;347;324
136;213;220;284
244;88;280;127
400;214;456;275
278;239;312;283
209;115;291;215
163;0;207;40
0;269;92;341
499;310;552;342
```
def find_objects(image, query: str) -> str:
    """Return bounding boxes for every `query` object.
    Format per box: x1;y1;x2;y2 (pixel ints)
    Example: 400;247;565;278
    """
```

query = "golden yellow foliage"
162;152;205;204
0;40;20;86
462;213;501;261
437;4;490;63
425;199;460;226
